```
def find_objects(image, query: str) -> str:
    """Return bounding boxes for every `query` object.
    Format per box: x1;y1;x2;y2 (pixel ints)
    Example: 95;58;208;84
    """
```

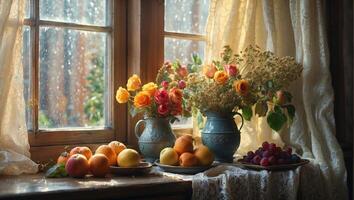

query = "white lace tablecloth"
154;161;327;200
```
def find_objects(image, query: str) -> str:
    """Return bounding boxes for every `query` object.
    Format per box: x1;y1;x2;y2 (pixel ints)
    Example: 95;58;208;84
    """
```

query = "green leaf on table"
45;164;68;178
286;105;296;121
267;111;287;131
255;101;268;117
242;106;253;121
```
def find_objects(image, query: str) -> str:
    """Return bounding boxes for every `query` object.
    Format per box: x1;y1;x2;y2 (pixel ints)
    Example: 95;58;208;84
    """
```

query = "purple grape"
260;158;269;166
262;141;270;150
247;151;255;159
252;155;262;165
268;156;277;165
269;143;277;151
285;147;292;154
262;150;272;158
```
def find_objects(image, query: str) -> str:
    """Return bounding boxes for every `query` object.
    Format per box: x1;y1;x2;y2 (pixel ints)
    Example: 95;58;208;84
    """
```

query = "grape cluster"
241;142;301;166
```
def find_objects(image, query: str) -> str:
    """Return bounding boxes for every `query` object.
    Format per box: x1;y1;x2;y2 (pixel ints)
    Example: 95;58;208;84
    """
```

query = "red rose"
178;80;186;89
224;64;238;76
161;81;169;89
158;104;169;116
154;89;169;105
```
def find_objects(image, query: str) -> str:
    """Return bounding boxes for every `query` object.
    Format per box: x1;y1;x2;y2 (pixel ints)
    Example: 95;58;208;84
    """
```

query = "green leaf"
242;106;253;121
45;164;68;178
197;111;204;129
267;111;287;131
255;101;268;117
286;105;295;121
283;91;293;102
274;105;282;113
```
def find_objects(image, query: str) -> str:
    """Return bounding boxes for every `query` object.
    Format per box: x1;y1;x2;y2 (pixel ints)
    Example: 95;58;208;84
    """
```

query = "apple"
65;154;89;178
160;147;179;166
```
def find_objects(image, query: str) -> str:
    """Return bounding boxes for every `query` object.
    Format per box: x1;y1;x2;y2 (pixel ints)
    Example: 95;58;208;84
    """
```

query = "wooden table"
0;170;192;200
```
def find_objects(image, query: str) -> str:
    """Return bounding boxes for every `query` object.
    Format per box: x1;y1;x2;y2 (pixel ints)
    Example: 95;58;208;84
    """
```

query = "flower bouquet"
156;45;303;162
115;74;190;162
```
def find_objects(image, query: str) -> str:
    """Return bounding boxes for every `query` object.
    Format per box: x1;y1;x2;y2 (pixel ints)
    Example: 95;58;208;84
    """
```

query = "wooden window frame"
26;0;127;160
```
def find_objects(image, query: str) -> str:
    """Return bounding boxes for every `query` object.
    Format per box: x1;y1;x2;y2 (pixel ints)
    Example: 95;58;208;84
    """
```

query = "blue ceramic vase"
201;111;244;163
135;117;176;163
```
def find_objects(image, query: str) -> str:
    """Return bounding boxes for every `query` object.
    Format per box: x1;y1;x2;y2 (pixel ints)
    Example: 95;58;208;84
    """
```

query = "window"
164;0;210;128
24;0;126;148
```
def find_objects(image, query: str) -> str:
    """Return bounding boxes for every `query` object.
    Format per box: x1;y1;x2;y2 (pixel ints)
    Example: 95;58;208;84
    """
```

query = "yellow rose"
234;80;249;96
142;82;158;96
115;87;130;103
134;91;151;108
127;74;141;91
213;71;229;84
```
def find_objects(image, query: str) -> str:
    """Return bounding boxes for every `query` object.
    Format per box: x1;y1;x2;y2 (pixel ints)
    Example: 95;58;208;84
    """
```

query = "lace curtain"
194;0;348;199
0;0;38;175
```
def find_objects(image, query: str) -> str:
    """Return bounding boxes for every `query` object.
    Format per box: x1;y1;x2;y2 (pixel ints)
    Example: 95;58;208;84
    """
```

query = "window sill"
0;170;192;200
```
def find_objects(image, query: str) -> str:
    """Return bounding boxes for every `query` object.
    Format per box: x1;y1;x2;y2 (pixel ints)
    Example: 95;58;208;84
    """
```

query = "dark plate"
234;159;310;171
155;160;214;175
110;162;152;176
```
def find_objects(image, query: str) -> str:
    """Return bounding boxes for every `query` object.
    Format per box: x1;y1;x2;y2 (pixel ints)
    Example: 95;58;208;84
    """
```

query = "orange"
179;152;198;167
88;154;110;177
95;145;117;166
174;135;194;155
108;141;126;156
194;145;214;166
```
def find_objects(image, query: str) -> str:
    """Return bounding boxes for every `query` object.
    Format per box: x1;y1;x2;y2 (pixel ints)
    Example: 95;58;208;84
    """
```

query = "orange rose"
203;64;217;78
234;80;249;96
214;71;229;84
169;88;183;104
134;91;151;108
127;74;141;91
115;87;130;103
142;82;158;96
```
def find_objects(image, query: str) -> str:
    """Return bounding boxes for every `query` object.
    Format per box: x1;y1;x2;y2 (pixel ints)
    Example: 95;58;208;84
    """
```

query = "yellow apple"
194;145;214;166
160;147;179;166
117;149;140;167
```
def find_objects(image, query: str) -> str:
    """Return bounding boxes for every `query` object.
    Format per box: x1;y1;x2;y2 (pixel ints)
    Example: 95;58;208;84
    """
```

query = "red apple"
65;154;89;178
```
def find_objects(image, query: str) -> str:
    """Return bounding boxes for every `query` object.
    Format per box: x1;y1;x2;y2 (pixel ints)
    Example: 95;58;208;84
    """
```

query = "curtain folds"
0;0;38;175
203;0;347;199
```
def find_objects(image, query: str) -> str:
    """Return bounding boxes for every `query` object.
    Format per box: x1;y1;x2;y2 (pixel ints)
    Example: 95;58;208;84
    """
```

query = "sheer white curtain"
0;0;38;175
203;0;347;199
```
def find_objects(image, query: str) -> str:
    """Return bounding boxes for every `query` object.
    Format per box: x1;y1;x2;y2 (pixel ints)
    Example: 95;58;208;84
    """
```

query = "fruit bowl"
110;162;152;176
155;160;215;175
235;159;309;171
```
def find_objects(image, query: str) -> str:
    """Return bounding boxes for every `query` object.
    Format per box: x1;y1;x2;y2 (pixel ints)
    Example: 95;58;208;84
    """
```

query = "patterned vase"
201;111;244;163
135;117;176;163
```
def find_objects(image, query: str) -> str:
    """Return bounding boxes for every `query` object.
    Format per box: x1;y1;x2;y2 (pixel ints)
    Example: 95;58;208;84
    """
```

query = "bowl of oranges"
155;135;216;174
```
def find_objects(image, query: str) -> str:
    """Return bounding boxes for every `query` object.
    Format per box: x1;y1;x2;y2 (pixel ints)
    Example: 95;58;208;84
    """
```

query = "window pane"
39;27;108;129
165;0;210;34
39;0;108;26
25;0;30;18
164;37;205;64
22;26;32;129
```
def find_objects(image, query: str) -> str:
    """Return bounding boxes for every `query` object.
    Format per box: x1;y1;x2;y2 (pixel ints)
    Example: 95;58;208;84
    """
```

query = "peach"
95;145;117;166
179;152;198;167
57;151;69;165
88;154;110;177
160;147;179;166
174;135;194;155
194;145;214;166
69;146;92;160
65;154;89;178
108;141;126;156
117;149;140;167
